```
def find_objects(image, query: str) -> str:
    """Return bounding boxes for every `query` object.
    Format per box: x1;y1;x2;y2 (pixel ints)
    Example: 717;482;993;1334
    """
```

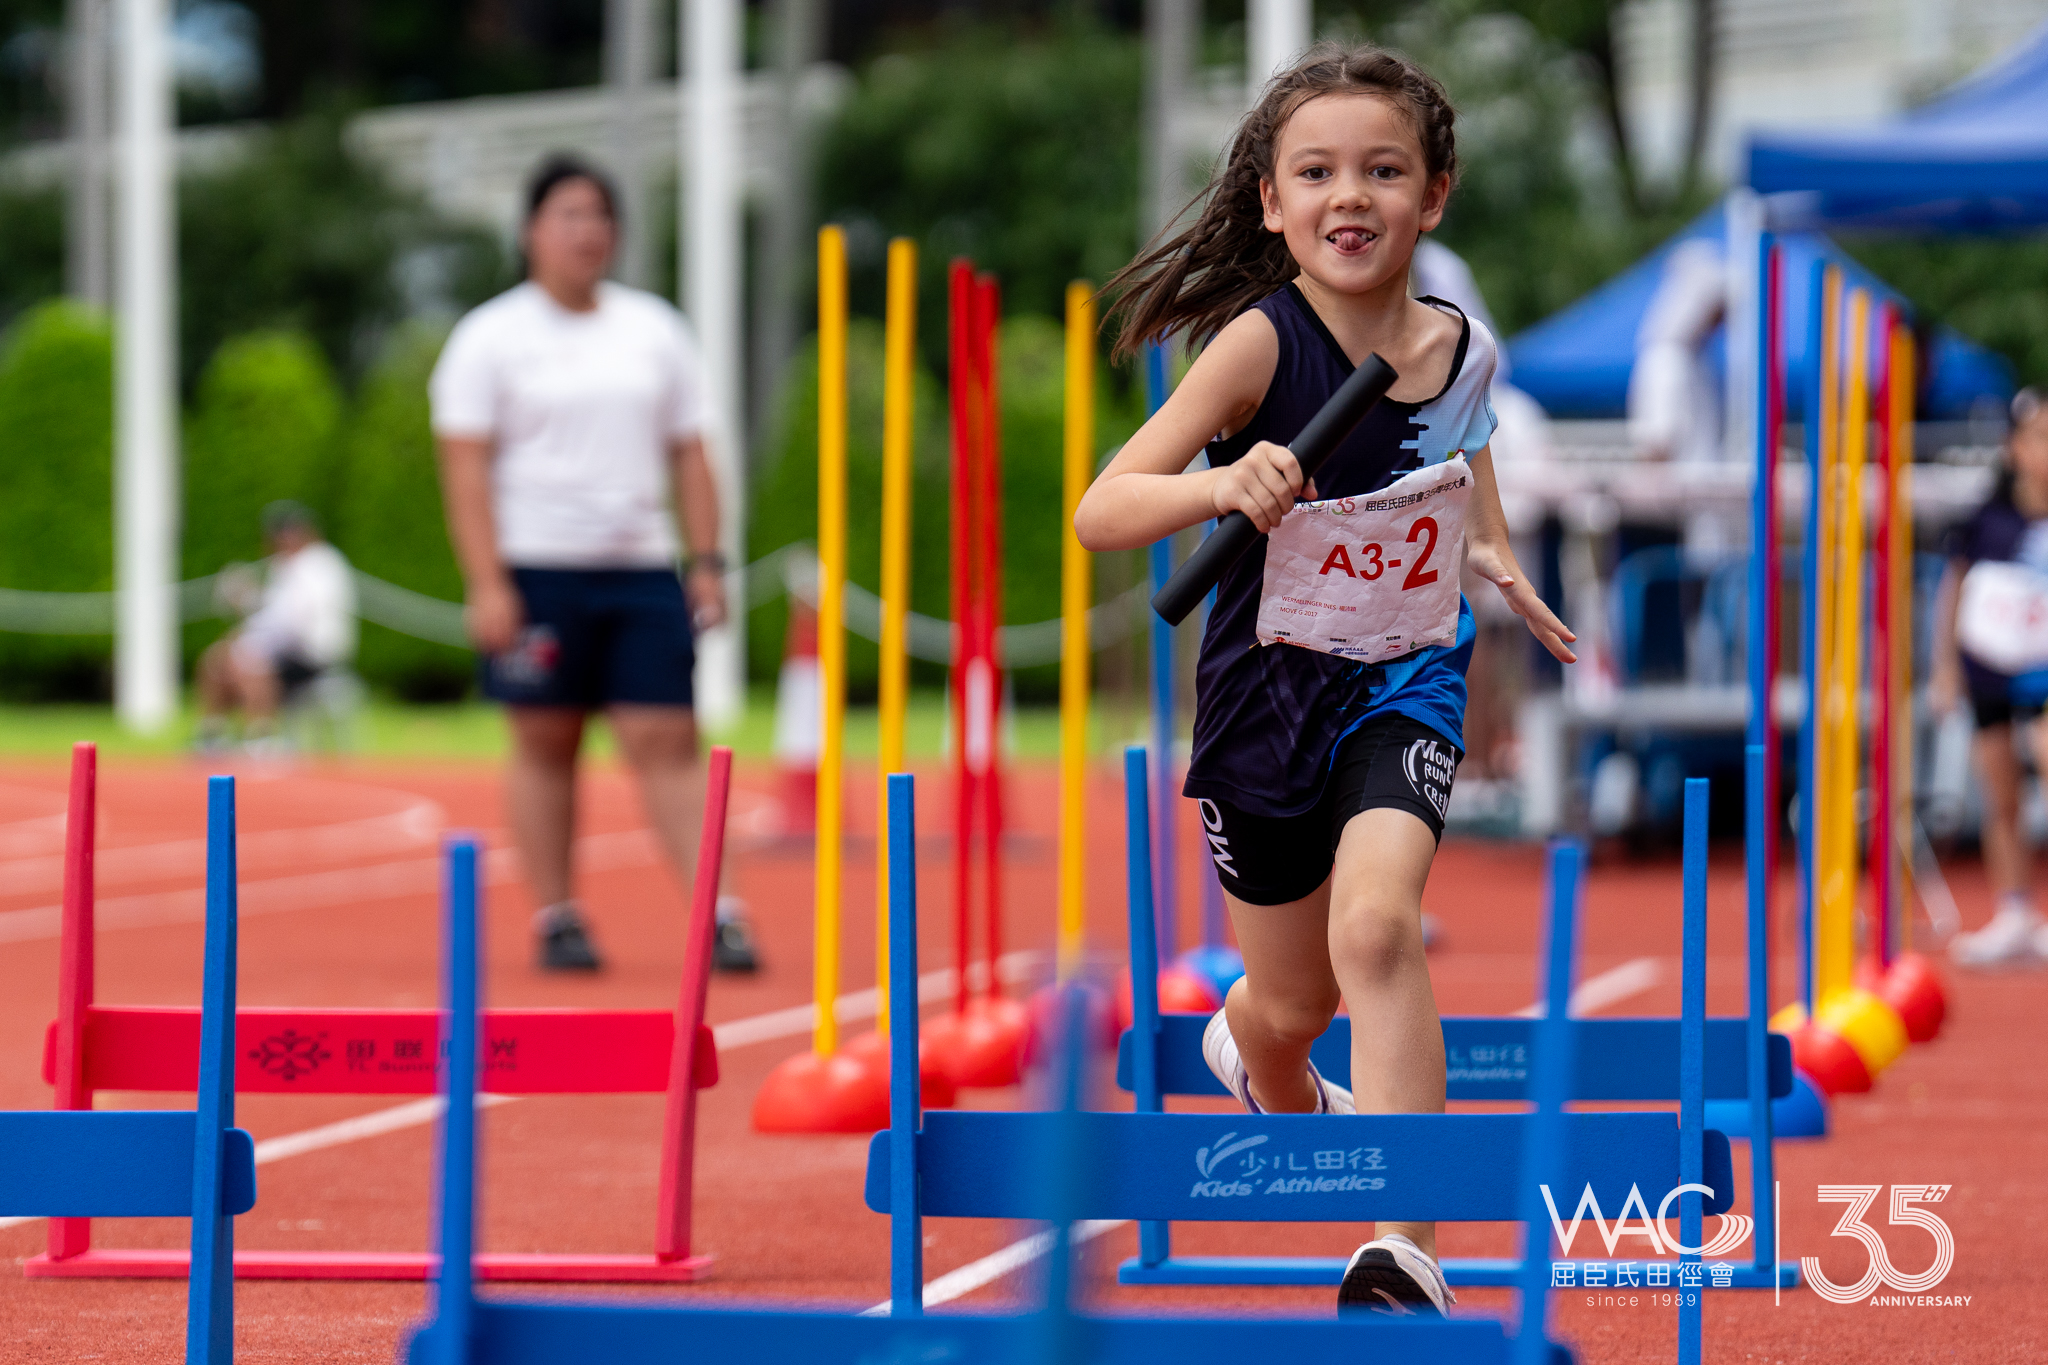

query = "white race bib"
1255;456;1471;663
1957;560;2048;674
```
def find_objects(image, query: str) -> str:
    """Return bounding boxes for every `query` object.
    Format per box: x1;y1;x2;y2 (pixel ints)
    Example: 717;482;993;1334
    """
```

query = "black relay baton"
1149;353;1400;626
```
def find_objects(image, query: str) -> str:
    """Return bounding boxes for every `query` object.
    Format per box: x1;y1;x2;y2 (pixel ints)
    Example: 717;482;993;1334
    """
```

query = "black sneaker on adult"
1336;1235;1454;1317
536;903;603;972
712;895;759;973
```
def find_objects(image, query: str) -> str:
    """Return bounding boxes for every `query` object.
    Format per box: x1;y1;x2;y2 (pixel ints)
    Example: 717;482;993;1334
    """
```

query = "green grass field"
0;687;1139;763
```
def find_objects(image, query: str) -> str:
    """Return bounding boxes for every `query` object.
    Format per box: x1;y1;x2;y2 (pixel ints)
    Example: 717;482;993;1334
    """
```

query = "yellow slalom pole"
1822;287;1870;1005
1058;281;1095;983
1808;267;1841;1016
875;237;917;1034
1890;323;1917;948
814;226;848;1056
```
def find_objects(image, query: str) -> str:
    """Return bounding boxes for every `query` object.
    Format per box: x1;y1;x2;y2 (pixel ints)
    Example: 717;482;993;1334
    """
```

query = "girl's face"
1260;92;1449;298
2014;403;2048;492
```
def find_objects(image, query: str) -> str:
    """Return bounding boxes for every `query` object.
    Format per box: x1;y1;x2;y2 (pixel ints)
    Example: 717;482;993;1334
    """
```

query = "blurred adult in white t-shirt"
430;155;735;974
196;500;356;750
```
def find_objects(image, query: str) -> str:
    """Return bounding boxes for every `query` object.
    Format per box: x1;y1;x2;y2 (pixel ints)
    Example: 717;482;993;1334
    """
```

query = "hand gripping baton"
1149;353;1399;626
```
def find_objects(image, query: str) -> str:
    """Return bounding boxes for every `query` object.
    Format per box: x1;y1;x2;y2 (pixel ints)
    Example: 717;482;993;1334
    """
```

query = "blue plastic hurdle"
1116;752;1793;1292
3;775;256;1364
406;777;1579;1364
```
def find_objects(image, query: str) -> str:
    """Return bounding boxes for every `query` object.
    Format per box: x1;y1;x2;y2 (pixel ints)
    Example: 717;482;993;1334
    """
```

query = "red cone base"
1879;952;1948;1042
1112;968;1224;1034
1024;982;1118;1067
837;1029;959;1110
924;995;1032;1089
1789;1020;1873;1095
752;1048;892;1133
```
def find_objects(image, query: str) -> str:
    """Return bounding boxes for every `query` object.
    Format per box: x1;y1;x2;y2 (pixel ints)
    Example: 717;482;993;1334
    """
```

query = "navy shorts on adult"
482;567;695;708
1197;713;1461;907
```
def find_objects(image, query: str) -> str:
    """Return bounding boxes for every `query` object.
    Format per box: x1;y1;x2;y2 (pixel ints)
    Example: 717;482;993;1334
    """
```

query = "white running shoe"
1201;1008;1354;1115
1950;905;2047;969
1337;1233;1456;1317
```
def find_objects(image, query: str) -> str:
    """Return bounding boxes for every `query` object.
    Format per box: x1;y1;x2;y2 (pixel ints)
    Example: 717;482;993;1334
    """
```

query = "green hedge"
331;323;473;701
0;303;115;700
180;330;345;665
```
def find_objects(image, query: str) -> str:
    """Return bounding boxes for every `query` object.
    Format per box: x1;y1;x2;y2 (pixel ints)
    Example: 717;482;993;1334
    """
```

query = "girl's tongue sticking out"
1329;226;1376;255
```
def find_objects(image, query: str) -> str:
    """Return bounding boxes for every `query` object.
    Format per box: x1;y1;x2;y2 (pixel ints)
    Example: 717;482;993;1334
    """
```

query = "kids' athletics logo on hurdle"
1189;1130;1388;1198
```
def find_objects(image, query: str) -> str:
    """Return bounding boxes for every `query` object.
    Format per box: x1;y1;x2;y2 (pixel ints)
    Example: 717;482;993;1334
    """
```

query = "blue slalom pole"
887;773;923;1317
1749;232;1775;757
186;776;238;1365
1512;839;1579;1365
1124;746;1170;1268
1679;779;1708;1365
430;835;481;1365
1744;744;1779;1281
1145;343;1178;962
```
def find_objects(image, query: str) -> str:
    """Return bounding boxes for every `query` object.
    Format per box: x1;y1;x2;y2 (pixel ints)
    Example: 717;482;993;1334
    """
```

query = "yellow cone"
1817;987;1908;1077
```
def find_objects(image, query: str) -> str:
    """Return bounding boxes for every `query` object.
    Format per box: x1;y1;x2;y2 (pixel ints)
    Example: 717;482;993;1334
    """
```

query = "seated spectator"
196;501;357;752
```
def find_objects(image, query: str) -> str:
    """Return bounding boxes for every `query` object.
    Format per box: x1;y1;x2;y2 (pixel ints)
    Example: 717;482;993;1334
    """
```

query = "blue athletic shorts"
481;567;696;709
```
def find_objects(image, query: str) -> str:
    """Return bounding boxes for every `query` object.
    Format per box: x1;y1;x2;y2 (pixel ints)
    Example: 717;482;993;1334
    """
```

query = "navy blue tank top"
1184;284;1499;818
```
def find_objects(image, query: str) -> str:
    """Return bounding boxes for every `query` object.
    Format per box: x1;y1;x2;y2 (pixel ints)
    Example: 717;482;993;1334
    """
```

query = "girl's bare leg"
1223;884;1341;1115
1220;805;1444;1259
1328;807;1446;1260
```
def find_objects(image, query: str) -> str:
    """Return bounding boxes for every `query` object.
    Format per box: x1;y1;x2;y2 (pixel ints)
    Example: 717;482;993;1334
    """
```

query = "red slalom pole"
947;259;976;1016
1870;304;1896;969
973;272;1006;1002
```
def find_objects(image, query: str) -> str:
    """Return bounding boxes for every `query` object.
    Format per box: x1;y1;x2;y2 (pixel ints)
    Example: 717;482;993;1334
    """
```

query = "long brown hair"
1105;43;1458;363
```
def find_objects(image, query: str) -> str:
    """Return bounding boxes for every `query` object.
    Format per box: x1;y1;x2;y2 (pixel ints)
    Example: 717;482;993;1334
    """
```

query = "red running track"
0;755;2040;1362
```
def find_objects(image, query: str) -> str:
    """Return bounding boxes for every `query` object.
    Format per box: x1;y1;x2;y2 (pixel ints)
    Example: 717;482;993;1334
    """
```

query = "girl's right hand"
1213;440;1318;533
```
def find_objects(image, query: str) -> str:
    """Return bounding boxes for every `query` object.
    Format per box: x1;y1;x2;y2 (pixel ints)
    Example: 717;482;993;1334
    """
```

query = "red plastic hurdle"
28;741;732;1283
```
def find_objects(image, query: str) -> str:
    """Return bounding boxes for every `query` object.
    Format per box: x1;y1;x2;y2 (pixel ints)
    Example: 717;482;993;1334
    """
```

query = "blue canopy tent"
1748;22;2048;230
1504;204;2013;420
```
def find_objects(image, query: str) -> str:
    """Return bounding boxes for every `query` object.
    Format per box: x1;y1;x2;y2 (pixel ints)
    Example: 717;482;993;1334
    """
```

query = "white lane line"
0;799;445;896
712;953;1041;1050
250;1094;515;1165
862;1220;1128;1315
0;827;663;945
1511;957;1662;1018
857;954;1669;1313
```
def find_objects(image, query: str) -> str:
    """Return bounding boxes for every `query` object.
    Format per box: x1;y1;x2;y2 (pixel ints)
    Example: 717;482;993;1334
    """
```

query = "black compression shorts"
1196;712;1462;907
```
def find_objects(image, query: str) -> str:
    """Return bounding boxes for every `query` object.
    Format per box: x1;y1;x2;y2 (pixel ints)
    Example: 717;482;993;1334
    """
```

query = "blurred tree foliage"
0;180;64;324
813;20;1144;377
0;112;509;389
0;301;113;700
178;111;511;390
1842;236;2048;390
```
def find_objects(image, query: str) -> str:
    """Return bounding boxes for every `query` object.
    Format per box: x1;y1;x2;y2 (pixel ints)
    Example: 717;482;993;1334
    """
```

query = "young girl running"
1076;44;1576;1316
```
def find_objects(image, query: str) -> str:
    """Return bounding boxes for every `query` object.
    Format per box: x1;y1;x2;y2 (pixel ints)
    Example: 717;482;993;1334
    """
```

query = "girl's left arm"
1462;445;1577;664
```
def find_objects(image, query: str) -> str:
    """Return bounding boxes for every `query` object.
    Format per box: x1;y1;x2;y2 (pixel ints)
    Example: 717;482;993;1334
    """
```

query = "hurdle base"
1118;1256;1801;1289
22;1249;716;1283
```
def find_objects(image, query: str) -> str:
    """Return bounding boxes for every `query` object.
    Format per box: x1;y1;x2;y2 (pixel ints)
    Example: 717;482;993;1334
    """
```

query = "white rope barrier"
0;545;1156;663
